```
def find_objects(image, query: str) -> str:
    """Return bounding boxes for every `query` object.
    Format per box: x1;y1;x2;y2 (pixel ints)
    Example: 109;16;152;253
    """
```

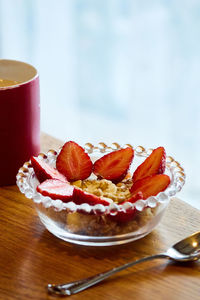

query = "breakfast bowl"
16;142;185;246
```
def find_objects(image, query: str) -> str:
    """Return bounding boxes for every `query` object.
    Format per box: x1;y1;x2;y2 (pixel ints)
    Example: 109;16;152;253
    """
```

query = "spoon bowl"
166;231;200;262
48;231;200;296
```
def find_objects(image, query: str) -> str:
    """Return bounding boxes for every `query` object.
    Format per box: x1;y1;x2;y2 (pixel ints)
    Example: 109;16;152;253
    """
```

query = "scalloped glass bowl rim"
16;143;186;215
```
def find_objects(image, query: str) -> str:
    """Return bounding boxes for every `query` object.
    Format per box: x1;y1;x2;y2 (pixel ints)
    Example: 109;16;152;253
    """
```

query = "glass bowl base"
38;211;161;246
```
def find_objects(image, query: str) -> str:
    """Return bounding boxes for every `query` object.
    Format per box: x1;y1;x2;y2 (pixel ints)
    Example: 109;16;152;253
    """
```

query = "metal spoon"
47;231;200;296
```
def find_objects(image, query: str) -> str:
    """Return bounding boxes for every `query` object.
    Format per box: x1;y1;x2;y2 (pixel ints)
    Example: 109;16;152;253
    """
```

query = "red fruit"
56;141;93;182
37;179;74;202
108;192;143;223
31;156;67;183
93;147;134;183
133;147;166;182
108;208;137;223
72;188;110;206
130;174;170;199
123;191;143;204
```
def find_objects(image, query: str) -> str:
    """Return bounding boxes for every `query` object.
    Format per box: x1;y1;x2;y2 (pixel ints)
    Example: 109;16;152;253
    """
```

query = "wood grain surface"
0;133;200;300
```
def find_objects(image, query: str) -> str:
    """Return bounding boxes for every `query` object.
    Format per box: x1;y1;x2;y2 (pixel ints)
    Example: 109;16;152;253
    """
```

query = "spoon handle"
47;253;168;296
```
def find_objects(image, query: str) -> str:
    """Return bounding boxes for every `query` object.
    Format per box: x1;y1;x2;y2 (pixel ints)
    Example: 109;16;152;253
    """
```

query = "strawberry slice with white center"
31;156;67;183
37;179;110;206
133;146;166;182
93;147;134;183
37;179;74;202
130;174;170;199
72;187;111;206
56;141;93;182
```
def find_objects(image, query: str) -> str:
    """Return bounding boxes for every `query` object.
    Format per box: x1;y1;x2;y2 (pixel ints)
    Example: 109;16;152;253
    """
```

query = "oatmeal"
65;205;161;236
72;178;133;203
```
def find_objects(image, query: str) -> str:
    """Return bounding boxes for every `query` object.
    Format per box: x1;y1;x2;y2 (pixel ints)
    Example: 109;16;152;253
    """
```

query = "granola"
72;178;132;203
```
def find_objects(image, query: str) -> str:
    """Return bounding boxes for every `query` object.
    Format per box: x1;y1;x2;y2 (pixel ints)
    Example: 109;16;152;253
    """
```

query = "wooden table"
1;133;200;300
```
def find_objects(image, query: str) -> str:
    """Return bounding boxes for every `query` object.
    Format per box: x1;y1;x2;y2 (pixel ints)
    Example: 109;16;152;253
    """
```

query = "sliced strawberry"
133;147;166;182
56;141;93;182
72;187;111;206
108;192;143;223
37;179;74;202
31;156;67;183
130;174;170;199
123;191;143;204
93;147;134;183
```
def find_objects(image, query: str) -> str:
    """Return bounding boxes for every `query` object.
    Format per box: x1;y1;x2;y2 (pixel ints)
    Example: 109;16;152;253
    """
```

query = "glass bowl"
16;143;185;246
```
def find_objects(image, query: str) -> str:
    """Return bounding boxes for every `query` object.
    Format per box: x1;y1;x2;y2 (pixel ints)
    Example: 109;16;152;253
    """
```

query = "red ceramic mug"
0;59;40;186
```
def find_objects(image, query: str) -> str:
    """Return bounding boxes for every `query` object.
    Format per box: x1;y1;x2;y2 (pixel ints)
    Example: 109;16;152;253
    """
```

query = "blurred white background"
0;0;200;208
